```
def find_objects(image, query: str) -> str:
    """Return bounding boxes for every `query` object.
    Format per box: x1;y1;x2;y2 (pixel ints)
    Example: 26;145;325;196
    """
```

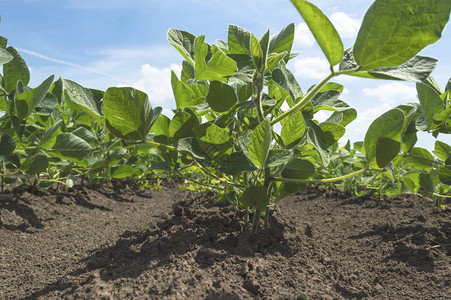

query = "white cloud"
362;82;417;105
118;63;181;111
344;103;392;140
294;23;315;47
292;57;329;79
330;12;361;39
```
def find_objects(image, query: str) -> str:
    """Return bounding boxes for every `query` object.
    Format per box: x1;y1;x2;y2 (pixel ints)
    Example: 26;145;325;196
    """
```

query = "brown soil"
1;179;450;299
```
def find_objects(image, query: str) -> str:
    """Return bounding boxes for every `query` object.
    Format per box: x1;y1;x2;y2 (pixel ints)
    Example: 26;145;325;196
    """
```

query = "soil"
0;179;450;300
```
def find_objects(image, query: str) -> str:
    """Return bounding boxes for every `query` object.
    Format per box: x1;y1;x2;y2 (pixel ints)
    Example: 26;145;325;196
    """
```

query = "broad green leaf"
104;87;161;141
272;63;303;104
193;122;233;163
319;82;344;94
404;147;434;170
416;82;445;131
216;39;229;53
150;114;171;137
169;111;200;142
181;60;196;83
439;164;451;185
0;47;13;64
266;149;293;167
167;29;196;66
72;126;97;145
354;0;451;70
281;159;315;179
39;120;63;150
112;165;141;179
419;173;434;192
48;133;92;161
64;79;103;118
251;33;263;70
206;81;237;113
171;71;207;110
0;133;16;159
248;118;272;167
340;49;438;82
195;35;237;82
311;90;350;112
21;152;48;175
290;0;343;66
221;152;257;175
320;122;345;146
281;111;306;148
326;108;357;127
176;137;209;163
3;46;30;93
307;120;330;166
268;23;295;59
265;52;288;72
0;35;7;49
227;25;251;55
434;141;451;162
15;75;54;120
259;30;270;71
240;186;268;211
364;108;405;169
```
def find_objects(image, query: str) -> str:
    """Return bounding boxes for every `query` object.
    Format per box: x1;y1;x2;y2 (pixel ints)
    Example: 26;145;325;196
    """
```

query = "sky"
1;0;450;149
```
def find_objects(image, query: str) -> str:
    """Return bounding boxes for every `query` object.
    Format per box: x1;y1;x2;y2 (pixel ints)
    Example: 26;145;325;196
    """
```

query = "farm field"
1;180;449;299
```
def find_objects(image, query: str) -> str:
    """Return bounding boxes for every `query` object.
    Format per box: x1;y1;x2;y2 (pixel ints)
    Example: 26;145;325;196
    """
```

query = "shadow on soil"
23;198;295;299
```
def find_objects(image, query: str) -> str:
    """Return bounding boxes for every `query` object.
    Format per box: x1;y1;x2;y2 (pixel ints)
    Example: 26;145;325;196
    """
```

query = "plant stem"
270;167;368;184
145;141;177;152
270;67;361;126
251;208;261;233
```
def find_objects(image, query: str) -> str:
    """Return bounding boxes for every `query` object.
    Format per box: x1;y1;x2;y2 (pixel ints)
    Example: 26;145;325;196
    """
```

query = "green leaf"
353;0;451;70
268;23;295;59
112;165;141;179
228;25;251;55
272;63;303;104
326;108;357;127
251;33;263;70
3;46;30;93
319;122;346;146
340;49;438;82
266;149;293;167
439;165;451;185
48;133;92;161
281;159;316;179
64;79;104;119
167;29;196;66
103;87;161;141
0;133;16;160
404;147;434;170
39;120;63;150
364;108;405;169
290;0;343;66
206;81;238;113
240;186;268;211
171;71;207;110
221;152;257;175
15;75;54;120
434;141;451;162
176;137;209;163
169;111;200;142
307;120;330;166
416;82;445;131
0;47;13;64
150;114;171;137
195;35;237;82
21;152;48;175
193;122;233;163
281;111;306;148
248;118;272;167
419;172;434;192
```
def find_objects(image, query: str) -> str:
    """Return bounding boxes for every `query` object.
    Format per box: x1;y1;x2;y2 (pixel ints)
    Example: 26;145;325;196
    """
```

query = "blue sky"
1;0;450;148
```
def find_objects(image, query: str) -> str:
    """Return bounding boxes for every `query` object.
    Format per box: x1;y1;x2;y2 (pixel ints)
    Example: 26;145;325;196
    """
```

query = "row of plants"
1;0;450;232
